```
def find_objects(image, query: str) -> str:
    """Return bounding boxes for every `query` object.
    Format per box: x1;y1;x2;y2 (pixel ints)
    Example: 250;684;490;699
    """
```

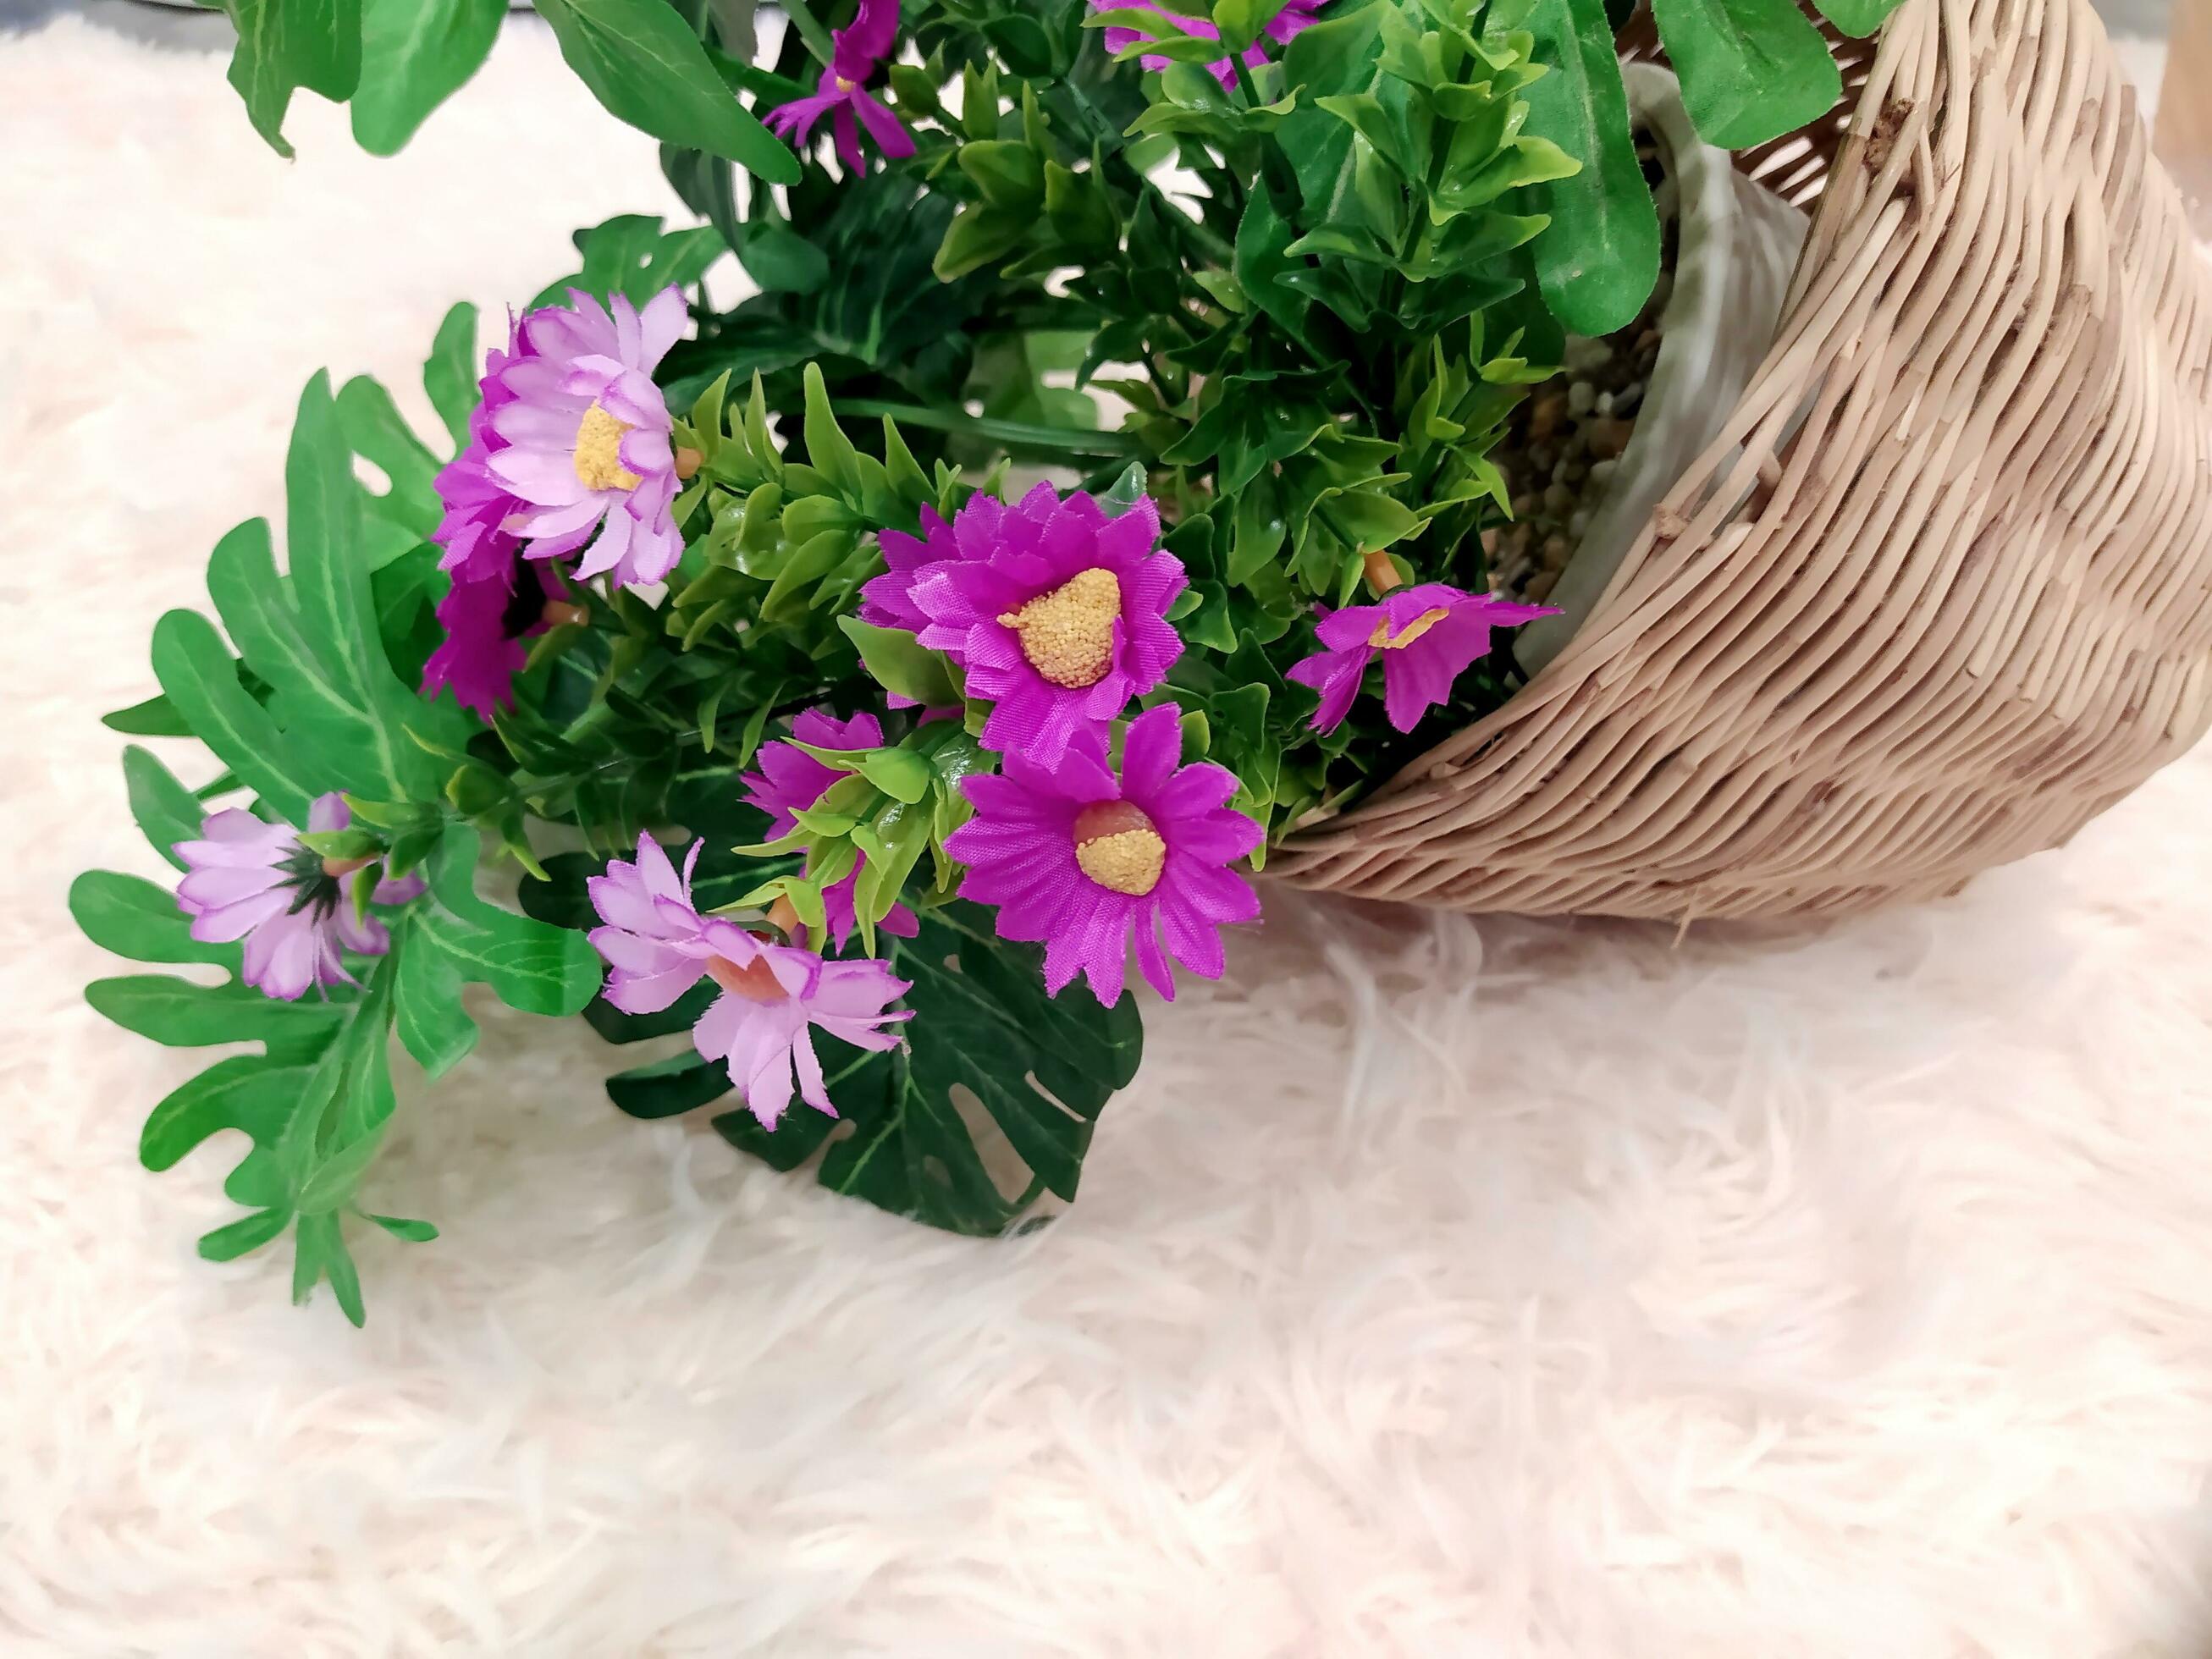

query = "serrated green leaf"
423;302;482;449
223;0;363;158
71;872;233;967
532;0;799;182
151;609;319;828
123;746;211;870
88;975;345;1049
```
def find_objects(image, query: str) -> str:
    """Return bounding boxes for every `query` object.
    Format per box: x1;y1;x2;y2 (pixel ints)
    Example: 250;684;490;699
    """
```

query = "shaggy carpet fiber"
5;11;2209;1656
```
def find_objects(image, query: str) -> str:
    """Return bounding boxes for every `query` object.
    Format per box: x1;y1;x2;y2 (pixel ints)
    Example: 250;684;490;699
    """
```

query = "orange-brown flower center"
707;954;786;1003
573;403;643;493
1073;800;1166;897
1367;607;1451;650
998;567;1122;689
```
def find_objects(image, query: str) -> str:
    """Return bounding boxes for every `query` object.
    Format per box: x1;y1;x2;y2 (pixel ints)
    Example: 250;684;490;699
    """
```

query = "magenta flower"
1286;582;1558;735
483;286;688;590
174;794;426;1002
741;708;921;951
420;558;566;720
587;835;912;1128
1093;0;1327;87
764;0;916;174
864;482;1186;768
945;703;1260;1006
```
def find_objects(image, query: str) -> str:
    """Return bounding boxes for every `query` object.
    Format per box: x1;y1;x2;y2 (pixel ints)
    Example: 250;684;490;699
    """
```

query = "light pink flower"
587;835;912;1128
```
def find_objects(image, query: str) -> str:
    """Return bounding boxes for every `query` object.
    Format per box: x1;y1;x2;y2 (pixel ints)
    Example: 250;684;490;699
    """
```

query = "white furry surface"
5;13;2209;1656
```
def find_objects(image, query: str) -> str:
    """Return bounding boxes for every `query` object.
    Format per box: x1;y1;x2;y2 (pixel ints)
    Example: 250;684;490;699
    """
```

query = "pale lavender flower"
483;286;689;589
587;835;912;1128
174;794;425;1002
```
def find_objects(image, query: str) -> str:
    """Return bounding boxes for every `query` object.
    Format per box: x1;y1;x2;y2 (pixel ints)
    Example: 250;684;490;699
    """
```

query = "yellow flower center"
573;403;643;493
1368;607;1451;650
835;75;857;92
707;954;786;1003
997;567;1122;689
1073;801;1166;897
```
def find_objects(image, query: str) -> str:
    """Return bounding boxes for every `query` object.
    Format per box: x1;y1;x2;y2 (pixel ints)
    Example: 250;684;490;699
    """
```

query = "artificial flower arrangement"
77;0;1903;1320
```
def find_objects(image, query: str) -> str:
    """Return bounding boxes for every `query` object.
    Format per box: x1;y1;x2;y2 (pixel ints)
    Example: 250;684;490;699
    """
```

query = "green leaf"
336;373;442;534
532;0;799;182
737;220;830;295
87;975;345;1049
71;872;234;967
1521;0;1663;334
151;609;319;827
223;0;364;157
1652;0;1844;149
122;747;209;869
423;302;482;449
350;0;505;154
1812;0;1903;35
201;1207;294;1262
102;693;194;738
141;1055;313;1173
838;616;962;708
393;824;603;1077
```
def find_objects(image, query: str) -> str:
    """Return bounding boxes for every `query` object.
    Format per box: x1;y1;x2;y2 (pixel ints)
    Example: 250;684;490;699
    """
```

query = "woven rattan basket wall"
1272;0;2212;921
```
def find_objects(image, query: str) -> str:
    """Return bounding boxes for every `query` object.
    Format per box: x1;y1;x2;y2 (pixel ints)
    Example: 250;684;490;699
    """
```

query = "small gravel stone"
1586;459;1619;488
1567;381;1597;416
1611;383;1645;418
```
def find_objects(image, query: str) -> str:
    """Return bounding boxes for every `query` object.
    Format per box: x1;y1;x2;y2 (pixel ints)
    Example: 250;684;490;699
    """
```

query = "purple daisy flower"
864;482;1186;768
482;286;689;590
1093;0;1327;88
587;835;912;1129
764;0;916;174
431;311;532;584
419;558;569;721
1285;582;1559;735
741;708;921;952
174;794;426;1002
944;703;1260;1007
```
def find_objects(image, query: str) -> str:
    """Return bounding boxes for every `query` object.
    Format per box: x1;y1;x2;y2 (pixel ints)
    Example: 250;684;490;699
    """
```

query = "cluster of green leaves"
79;371;601;1324
218;0;797;179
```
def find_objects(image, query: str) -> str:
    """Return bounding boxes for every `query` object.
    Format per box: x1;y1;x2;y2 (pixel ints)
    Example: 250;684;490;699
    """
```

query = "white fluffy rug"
6;13;2209;1656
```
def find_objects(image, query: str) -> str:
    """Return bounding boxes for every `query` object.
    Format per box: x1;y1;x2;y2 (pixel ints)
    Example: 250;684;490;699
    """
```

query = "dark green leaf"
608;1050;732;1118
807;901;1145;1236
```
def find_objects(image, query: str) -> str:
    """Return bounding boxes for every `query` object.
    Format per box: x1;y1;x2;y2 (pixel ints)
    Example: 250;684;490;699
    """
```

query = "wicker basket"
1274;0;2212;921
